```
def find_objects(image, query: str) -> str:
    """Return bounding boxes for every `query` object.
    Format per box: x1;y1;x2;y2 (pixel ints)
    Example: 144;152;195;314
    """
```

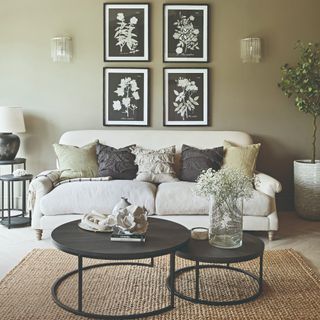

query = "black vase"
0;133;20;160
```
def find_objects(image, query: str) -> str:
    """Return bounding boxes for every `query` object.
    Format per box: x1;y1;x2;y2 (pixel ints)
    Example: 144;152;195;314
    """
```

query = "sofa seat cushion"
40;180;156;216
155;182;273;217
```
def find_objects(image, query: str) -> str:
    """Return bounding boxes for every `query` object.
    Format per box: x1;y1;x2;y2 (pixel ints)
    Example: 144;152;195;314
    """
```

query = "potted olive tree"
278;41;320;220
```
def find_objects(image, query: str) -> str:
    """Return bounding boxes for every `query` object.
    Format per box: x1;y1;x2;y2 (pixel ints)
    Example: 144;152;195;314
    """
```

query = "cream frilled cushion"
131;146;178;183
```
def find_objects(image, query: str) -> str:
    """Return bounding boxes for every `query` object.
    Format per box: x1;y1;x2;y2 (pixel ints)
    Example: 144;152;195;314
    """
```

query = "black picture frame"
103;3;150;62
103;67;150;126
163;68;209;126
163;4;209;63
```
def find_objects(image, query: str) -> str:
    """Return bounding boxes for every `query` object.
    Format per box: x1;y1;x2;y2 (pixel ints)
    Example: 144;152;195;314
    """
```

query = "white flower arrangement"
195;167;254;209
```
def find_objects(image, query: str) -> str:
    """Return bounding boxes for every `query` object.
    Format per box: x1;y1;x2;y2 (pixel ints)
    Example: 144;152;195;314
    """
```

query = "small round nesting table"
0;173;33;228
51;218;190;319
168;233;264;306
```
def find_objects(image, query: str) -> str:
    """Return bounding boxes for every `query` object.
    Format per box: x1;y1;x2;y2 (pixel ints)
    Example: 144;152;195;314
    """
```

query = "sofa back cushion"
131;145;178;183
59;130;253;174
180;144;224;182
96;143;137;179
53;140;98;180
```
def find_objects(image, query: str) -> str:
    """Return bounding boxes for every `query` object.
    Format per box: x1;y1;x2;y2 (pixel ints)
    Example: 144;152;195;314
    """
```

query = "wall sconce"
240;38;261;63
51;36;72;63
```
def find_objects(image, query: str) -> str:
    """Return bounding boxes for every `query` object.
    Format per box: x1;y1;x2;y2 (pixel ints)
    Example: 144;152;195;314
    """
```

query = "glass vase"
209;196;243;249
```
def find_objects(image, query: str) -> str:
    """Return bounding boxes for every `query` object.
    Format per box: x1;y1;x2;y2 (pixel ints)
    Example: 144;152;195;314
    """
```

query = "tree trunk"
312;115;317;163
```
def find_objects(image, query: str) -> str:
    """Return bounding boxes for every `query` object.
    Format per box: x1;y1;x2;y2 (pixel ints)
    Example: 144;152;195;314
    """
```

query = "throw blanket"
27;170;111;212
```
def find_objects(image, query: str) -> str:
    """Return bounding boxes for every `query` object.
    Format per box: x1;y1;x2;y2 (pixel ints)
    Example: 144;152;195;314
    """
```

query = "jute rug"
0;249;319;319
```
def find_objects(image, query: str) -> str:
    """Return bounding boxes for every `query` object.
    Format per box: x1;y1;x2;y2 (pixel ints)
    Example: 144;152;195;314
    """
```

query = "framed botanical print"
164;68;209;126
104;3;150;61
163;4;209;62
103;68;149;126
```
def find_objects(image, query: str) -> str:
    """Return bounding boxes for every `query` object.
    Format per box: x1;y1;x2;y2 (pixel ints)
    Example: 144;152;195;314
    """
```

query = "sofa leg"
35;229;43;241
268;231;275;241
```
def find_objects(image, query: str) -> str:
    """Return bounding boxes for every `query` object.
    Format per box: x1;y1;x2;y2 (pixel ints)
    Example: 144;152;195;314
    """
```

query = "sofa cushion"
223;141;261;177
131;146;178;183
180;144;224;182
96;143;137;179
156;181;272;217
40;180;156;216
53;140;98;180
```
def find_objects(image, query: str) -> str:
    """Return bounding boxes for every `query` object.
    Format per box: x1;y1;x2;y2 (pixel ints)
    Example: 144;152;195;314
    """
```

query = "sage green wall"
1;0;319;209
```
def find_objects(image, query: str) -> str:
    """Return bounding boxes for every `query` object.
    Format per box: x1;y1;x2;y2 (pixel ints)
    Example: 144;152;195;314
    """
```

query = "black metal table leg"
1;180;3;221
78;256;83;312
7;181;11;228
150;257;154;267
169;252;175;308
259;254;263;293
22;180;26;217
195;261;200;300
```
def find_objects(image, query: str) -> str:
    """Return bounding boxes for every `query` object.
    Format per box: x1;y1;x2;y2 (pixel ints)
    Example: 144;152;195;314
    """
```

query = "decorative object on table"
240;38;262;63
163;68;209;126
163;4;209;62
131;145;178;183
103;67;149;126
278;41;320;220
104;3;150;62
196;167;254;249
0;107;25;161
79;210;116;232
12;169;29;177
191;227;208;240
223;141;261;177
96;143;138;179
51;36;72;63
0;173;33;229
112;204;149;234
112;197;131;215
53;140;99;180
180;144;224;182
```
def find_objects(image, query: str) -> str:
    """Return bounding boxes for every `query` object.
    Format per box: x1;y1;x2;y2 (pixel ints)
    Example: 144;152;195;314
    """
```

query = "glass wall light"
240;38;261;63
51;36;72;63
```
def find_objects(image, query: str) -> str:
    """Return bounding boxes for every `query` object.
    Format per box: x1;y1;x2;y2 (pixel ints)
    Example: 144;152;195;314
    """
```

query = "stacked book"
110;232;146;243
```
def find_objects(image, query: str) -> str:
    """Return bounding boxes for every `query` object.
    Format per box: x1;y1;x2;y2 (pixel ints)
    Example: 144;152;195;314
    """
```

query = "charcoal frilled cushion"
96;143;137;179
180;144;224;182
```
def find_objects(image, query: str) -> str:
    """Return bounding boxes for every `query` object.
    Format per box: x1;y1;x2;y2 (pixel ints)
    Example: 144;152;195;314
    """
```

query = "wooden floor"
0;211;319;280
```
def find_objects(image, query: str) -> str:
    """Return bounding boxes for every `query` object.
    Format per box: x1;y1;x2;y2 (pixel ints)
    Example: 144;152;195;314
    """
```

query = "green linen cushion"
53;140;99;180
223;141;261;177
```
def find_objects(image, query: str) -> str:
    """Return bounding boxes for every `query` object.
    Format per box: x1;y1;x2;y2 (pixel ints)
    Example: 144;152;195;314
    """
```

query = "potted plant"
278;41;320;220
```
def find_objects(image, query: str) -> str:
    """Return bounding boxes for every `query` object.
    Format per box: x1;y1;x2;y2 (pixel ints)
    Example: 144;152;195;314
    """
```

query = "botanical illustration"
114;13;139;54
172;12;200;55
173;77;199;120
113;77;140;118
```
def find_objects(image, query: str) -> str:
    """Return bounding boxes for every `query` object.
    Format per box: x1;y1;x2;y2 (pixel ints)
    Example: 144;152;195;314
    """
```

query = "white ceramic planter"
294;160;320;220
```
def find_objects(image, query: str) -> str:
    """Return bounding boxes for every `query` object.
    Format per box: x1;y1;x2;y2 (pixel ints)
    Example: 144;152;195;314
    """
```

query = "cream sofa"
30;130;282;241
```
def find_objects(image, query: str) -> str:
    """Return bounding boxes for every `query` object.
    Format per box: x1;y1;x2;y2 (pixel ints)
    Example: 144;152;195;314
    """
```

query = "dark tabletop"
0;158;26;165
0;174;33;181
51;218;190;260
177;233;264;263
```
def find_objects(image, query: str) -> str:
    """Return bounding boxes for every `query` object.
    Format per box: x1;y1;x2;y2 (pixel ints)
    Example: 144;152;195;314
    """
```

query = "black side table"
168;233;264;306
0;174;33;228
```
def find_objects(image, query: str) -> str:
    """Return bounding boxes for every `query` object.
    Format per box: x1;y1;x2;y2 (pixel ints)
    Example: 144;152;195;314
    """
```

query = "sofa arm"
254;172;282;198
28;170;61;229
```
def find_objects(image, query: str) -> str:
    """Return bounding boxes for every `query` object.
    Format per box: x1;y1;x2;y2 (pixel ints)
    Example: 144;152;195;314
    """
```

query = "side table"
0;174;33;228
168;233;264;306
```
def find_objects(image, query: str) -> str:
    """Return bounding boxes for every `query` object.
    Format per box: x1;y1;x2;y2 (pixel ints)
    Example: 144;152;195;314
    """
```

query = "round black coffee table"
51;218;190;319
168;233;264;306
